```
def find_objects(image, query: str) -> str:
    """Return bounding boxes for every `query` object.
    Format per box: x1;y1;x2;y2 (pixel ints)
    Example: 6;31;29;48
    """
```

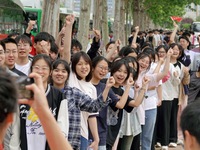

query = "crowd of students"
0;14;200;150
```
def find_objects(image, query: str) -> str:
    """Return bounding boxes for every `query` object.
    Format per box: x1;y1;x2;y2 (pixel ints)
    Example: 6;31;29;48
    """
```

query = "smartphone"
16;76;34;99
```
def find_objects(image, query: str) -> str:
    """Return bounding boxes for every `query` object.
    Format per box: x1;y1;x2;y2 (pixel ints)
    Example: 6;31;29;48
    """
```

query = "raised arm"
87;29;101;60
169;22;179;44
115;76;134;109
131;26;139;48
63;15;75;63
105;39;120;62
128;76;150;107
156;48;173;82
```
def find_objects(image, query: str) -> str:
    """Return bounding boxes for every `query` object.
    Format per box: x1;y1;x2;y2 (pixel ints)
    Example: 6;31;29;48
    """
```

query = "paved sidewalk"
155;145;184;150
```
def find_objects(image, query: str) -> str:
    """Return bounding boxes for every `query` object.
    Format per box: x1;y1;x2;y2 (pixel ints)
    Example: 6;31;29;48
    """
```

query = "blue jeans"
98;145;106;150
80;136;89;150
141;108;157;150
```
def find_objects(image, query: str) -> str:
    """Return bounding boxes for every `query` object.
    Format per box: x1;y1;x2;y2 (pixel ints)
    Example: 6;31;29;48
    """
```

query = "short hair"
92;56;109;69
71;39;82;50
181;101;200;145
71;51;92;82
122;46;138;56
34;32;53;43
110;58;130;82
51;59;70;81
2;38;17;47
15;34;32;46
0;67;17;123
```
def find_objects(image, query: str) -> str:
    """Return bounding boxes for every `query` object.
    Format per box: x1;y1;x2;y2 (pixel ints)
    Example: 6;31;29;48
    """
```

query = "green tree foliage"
143;0;200;27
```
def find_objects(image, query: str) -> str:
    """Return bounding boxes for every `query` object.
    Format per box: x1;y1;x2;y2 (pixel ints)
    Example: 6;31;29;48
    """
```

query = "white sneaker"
169;142;177;147
155;142;161;147
177;139;184;145
161;146;168;150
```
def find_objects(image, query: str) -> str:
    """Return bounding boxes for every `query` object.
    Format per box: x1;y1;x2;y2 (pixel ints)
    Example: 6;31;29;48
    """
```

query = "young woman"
19;54;66;150
136;48;173;150
90;56;140;150
51;59;70;91
50;58;115;150
106;58;149;150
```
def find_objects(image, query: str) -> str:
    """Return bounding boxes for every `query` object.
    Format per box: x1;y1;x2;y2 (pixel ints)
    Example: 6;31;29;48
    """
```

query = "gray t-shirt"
188;72;200;103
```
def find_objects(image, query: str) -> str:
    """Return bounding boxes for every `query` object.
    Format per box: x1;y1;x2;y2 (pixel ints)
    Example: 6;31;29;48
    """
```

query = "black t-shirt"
106;86;133;147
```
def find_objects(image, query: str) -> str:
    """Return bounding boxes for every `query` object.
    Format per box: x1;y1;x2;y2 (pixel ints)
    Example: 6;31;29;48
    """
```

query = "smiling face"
52;64;69;88
75;56;90;80
5;43;18;69
113;64;128;86
172;45;180;59
93;60;109;81
32;59;50;84
17;40;31;58
138;56;150;72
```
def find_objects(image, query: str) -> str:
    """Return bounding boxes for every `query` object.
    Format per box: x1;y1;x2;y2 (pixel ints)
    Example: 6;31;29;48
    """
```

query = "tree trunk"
77;0;91;52
113;0;120;41
40;0;60;38
119;0;125;46
93;0;102;30
101;0;109;56
132;0;140;27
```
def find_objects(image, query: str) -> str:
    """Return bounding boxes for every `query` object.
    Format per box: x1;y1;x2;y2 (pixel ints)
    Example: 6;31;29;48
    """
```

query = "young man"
2;38;26;76
33;32;53;55
180;101;200;150
15;35;32;75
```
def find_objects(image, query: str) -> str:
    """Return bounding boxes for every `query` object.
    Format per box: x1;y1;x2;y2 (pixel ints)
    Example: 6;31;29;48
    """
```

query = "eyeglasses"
32;65;50;71
157;51;166;54
98;65;109;71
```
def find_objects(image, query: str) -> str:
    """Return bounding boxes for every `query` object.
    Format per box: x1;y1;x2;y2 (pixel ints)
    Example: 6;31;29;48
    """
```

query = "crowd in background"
0;14;200;150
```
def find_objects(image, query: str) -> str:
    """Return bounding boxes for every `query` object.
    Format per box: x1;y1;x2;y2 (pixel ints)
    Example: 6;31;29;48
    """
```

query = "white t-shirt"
26;108;46;150
68;72;97;139
15;60;31;76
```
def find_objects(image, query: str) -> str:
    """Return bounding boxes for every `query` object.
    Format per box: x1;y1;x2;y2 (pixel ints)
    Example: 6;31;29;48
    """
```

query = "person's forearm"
115;85;131;109
63;25;73;63
37;107;72;150
105;45;118;61
129;87;146;107
157;56;170;82
88;117;99;149
170;25;178;43
102;86;111;102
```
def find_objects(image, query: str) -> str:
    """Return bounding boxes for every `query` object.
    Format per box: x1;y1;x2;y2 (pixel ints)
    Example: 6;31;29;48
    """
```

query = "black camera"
16;76;34;99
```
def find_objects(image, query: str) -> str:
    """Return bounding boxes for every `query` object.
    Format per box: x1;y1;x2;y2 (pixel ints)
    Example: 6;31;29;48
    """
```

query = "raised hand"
65;14;75;26
106;76;115;88
26;20;36;33
135;26;139;33
93;28;101;39
126;76;134;86
134;83;140;92
40;40;50;54
142;76;150;88
167;48;173;57
115;39;121;47
173;70;179;78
